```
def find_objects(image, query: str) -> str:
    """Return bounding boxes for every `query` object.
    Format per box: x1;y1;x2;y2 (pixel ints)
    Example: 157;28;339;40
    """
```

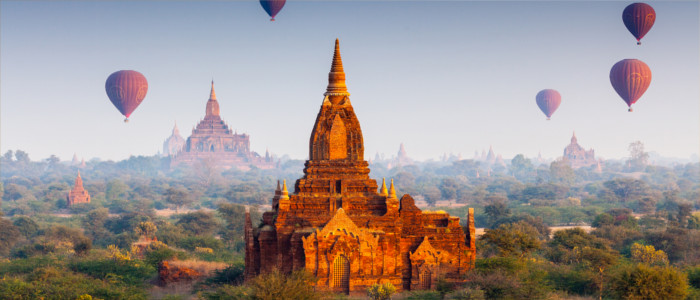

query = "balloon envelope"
260;0;286;21
535;89;561;120
609;59;652;111
105;70;148;120
622;3;655;44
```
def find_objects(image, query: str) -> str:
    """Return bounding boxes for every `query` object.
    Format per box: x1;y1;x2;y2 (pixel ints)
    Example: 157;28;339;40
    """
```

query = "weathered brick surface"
245;39;476;293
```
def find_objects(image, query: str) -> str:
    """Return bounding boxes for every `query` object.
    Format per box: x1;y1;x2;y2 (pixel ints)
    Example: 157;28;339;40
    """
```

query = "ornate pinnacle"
380;178;388;196
389;179;397;199
325;39;350;101
281;179;289;200
210;80;217;100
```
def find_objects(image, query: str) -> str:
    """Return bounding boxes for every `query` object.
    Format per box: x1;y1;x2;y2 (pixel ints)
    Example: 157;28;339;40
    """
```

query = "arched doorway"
332;255;350;294
420;269;431;290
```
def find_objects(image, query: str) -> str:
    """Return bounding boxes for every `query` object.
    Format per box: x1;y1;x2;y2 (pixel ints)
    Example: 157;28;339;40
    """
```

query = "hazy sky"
1;1;698;162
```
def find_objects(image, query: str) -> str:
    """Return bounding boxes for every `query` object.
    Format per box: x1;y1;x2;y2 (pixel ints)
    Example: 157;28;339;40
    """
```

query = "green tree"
164;186;193;212
627;141;649;171
550;159;575;186
609;263;688;300
176;210;218;236
0;218;21;255
484;202;510;228
510;154;534;180
12;216;39;238
134;221;157;240
480;221;541;258
630;243;668;265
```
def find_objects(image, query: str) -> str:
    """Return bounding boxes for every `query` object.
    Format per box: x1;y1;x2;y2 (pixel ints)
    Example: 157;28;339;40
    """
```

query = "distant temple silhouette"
169;82;274;171
163;122;185;157
244;40;476;294
563;132;597;169
67;171;90;206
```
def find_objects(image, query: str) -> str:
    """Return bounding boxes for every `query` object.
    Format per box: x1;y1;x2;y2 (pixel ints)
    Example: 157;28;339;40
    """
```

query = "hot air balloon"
622;3;656;45
260;0;286;21
535;89;561;120
105;70;148;122
609;59;652;112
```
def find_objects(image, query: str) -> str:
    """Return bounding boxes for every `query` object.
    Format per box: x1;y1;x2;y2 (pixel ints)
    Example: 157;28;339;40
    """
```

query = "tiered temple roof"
170;81;274;170
244;40;475;294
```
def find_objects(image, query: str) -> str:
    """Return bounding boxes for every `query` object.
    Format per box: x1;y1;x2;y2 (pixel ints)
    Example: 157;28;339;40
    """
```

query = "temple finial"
281;179;289;200
325;39;350;103
380;178;388;196
389;179;397;199
210;80;217;100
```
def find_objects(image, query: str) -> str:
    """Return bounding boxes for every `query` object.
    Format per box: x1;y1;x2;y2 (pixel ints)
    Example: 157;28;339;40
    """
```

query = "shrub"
405;290;442;300
176;236;223;252
445;288;486;300
248;269;318;300
367;282;396;300
69;258;155;286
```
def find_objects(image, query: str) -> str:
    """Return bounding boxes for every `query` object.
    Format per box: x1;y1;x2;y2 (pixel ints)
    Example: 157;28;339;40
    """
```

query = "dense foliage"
0;148;698;298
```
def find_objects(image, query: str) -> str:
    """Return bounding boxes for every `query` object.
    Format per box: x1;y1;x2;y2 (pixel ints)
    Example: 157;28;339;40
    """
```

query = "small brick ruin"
244;39;476;293
67;171;90;206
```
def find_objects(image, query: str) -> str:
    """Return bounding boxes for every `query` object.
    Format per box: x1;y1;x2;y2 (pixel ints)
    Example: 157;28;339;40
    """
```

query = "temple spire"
205;80;220;117
281;179;289;200
571;131;578;144
209;80;217;100
173;121;180;135
380;178;388;196
325;39;350;103
388;179;397;199
75;171;83;187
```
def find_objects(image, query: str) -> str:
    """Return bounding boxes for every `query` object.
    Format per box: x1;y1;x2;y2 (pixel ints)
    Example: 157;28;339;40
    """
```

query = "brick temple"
67;171;90;206
170;82;274;171
563;132;597;169
244;39;476;293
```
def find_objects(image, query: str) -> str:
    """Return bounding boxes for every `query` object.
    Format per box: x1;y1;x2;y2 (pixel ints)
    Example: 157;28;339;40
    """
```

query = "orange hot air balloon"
105;70;148;122
622;3;656;45
535;89;561;120
609;59;651;112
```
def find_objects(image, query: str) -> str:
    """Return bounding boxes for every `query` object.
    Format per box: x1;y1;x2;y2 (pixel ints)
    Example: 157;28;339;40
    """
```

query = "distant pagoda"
244;40;476;294
170;81;274;170
563;132;597;169
67;171;90;206
163;121;185;157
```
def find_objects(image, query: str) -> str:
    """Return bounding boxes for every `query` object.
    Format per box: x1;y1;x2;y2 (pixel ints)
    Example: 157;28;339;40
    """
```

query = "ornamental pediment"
318;208;360;238
410;237;445;265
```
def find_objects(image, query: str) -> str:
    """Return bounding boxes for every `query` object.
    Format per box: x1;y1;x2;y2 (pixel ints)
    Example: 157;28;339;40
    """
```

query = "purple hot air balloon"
622;3;656;45
105;70;148;122
260;0;286;21
610;59;652;112
536;89;561;120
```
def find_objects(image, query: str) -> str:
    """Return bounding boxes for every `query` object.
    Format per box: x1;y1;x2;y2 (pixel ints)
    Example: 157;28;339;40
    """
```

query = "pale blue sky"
1;1;698;162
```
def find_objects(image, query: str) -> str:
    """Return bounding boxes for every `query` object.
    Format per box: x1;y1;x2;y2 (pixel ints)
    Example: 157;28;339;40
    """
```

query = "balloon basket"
546;118;551;121
637;41;641;45
270;18;275;21
628;108;633;112
124;118;130;123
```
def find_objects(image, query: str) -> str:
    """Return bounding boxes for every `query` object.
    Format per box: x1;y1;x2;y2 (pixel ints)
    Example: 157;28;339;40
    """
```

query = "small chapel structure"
67;171;90;206
244;40;476;294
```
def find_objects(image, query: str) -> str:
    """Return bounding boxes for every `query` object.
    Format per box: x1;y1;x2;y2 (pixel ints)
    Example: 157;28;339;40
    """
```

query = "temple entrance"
420;269;431;290
332;255;350;294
